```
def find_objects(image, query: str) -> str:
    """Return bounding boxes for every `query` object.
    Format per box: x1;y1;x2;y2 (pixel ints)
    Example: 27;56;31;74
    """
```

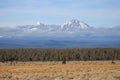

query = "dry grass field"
0;61;120;80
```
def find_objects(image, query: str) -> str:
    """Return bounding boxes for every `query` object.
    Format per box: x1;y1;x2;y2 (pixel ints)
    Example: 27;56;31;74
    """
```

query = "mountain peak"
36;21;44;26
61;19;90;31
70;19;80;24
65;19;80;25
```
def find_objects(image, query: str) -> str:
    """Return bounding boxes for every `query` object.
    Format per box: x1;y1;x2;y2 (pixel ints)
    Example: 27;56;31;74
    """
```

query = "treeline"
0;48;120;62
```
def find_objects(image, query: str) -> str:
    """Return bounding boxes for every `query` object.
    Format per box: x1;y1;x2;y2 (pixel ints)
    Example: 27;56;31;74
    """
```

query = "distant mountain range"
0;19;120;38
0;19;120;48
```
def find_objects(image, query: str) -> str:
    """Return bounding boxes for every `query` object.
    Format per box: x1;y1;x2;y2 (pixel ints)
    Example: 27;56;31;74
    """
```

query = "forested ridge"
0;48;120;62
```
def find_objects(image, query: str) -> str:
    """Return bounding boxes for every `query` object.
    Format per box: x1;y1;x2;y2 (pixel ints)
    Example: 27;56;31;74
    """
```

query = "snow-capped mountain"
0;19;120;48
17;19;91;32
60;19;90;31
0;19;120;38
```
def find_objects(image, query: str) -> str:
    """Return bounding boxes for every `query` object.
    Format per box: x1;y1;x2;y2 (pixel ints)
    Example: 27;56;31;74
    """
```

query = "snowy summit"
60;19;90;31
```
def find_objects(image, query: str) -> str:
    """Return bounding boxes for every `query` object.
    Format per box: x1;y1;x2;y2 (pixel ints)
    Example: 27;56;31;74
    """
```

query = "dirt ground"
0;61;120;80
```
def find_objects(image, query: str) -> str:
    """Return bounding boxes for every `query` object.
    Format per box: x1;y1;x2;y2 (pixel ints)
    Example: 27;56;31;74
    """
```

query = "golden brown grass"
0;61;120;80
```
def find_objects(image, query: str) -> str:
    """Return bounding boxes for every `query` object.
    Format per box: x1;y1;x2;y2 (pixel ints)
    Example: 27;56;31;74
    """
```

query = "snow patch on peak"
79;21;89;29
36;21;44;26
61;19;79;29
70;19;80;24
36;21;40;25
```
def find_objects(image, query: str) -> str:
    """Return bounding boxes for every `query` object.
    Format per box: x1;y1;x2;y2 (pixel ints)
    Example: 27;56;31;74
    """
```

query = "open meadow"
0;61;120;80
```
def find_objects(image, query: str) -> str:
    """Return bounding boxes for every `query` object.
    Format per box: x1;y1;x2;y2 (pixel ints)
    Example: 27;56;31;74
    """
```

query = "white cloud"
30;28;38;31
0;36;3;38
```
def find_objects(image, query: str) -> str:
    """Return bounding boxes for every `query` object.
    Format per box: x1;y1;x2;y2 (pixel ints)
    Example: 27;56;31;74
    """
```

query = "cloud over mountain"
0;19;120;38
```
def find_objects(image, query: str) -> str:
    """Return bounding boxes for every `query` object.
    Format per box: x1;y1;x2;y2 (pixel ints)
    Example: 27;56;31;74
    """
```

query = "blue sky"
0;0;120;27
